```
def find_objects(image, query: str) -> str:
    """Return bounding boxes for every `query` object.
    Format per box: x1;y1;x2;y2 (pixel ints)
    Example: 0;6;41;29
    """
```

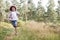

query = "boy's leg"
13;20;17;35
11;20;18;35
15;27;17;35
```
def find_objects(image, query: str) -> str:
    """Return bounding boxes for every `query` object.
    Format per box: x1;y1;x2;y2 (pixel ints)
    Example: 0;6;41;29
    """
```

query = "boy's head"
10;6;16;11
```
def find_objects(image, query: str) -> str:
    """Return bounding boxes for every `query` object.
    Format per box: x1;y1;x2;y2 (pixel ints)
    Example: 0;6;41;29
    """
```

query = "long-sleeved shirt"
8;11;19;21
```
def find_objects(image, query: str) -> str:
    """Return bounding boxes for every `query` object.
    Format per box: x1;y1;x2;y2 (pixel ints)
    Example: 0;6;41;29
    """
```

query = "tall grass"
0;21;60;40
0;22;13;40
0;27;13;40
12;26;60;40
12;21;60;40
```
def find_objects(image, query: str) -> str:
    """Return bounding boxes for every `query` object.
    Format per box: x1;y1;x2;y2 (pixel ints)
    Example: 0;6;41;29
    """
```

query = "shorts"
11;20;17;28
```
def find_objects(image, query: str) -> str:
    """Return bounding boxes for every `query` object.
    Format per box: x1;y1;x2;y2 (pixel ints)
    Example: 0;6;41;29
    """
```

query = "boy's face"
12;7;16;11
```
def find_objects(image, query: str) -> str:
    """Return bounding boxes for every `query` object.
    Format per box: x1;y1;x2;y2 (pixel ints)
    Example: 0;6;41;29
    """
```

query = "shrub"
0;22;13;28
17;20;25;27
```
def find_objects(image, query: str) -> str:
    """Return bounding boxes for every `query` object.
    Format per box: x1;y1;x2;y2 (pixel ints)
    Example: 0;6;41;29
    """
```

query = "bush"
0;22;13;28
17;20;25;27
0;26;13;40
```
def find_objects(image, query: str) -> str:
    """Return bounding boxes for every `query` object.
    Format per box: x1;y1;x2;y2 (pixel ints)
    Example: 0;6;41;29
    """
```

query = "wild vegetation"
0;0;60;40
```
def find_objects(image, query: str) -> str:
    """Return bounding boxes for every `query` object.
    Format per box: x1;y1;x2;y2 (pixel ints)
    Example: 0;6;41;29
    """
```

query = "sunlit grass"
12;21;60;40
0;27;13;40
0;21;60;40
12;26;60;40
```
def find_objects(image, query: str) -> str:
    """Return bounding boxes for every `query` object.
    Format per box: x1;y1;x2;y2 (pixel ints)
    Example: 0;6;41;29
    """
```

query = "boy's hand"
17;14;20;17
9;17;13;19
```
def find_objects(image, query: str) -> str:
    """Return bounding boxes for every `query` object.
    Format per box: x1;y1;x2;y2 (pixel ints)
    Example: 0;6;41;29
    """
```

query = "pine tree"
47;0;57;22
22;2;28;21
57;0;60;22
5;1;10;12
27;0;36;19
36;0;45;21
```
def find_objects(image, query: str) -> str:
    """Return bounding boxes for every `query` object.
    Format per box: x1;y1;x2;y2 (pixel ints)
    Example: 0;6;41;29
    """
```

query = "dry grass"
0;20;60;40
11;20;60;40
25;21;60;38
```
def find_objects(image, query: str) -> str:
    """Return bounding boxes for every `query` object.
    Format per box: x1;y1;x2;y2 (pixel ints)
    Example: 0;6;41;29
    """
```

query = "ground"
0;21;60;40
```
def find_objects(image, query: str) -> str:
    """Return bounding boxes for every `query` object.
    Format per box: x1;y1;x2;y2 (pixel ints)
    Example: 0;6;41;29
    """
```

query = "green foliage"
32;0;45;22
0;0;60;23
46;0;58;22
56;0;60;23
0;26;13;40
17;20;25;27
0;0;60;40
0;22;13;28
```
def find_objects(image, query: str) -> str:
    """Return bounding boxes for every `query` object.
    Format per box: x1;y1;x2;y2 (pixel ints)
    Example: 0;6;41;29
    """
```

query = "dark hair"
10;6;16;11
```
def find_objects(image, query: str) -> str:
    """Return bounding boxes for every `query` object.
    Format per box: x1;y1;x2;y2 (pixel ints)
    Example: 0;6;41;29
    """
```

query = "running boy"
8;6;19;35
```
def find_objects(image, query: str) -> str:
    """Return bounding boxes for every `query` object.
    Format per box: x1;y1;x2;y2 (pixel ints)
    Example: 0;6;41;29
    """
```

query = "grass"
0;27;13;40
12;21;60;40
0;21;60;40
0;22;13;40
12;26;60;40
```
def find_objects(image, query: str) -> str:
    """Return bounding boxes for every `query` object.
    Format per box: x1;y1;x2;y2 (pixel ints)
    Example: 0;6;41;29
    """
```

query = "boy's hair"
10;6;16;11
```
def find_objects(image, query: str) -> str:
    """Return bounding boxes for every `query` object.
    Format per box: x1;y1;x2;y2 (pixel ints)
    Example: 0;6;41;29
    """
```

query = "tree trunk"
25;13;27;22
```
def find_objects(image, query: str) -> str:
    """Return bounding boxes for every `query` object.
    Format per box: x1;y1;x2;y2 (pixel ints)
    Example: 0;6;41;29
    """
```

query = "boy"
8;6;19;35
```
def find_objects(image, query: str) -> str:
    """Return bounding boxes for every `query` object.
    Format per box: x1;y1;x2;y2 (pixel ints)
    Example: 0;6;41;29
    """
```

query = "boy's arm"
8;12;13;21
9;14;13;19
16;11;20;17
